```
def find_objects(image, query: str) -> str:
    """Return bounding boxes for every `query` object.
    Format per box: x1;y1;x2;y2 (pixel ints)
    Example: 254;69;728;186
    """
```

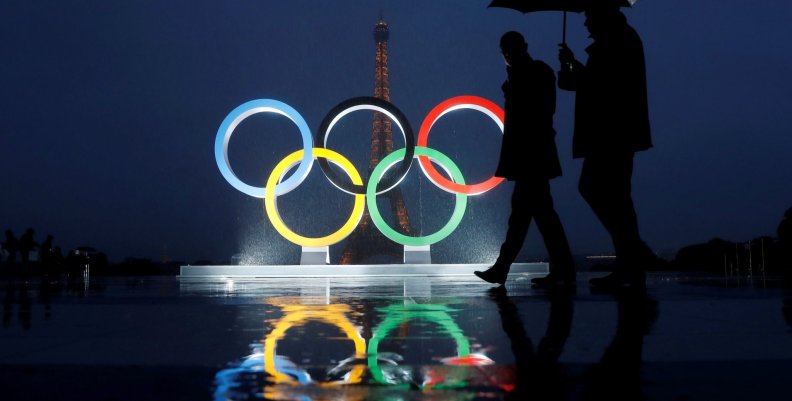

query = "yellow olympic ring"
264;148;365;247
264;304;367;386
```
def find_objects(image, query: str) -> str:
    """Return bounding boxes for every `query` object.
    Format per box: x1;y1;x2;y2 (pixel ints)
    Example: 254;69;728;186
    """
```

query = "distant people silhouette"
778;206;792;287
780;207;792;243
39;234;57;275
475;31;576;288
52;246;65;268
558;4;656;289
584;288;659;400
2;230;19;265
40;235;54;263
487;286;574;400
18;228;38;265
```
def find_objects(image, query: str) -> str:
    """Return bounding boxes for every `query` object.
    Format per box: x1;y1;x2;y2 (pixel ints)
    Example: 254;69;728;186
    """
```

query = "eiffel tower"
339;17;412;264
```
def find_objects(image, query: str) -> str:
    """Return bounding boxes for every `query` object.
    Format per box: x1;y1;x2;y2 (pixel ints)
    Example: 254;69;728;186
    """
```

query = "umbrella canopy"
487;0;639;43
488;0;637;13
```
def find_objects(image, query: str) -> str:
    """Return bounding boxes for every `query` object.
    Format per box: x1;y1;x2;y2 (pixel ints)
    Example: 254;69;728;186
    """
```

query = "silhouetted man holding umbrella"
475;31;576;288
558;3;656;289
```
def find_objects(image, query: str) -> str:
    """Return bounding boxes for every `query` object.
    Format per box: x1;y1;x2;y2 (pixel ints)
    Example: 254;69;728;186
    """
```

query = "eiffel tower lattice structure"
339;17;413;265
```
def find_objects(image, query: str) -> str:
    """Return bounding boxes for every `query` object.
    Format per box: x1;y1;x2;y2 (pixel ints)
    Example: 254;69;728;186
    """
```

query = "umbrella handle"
562;10;567;45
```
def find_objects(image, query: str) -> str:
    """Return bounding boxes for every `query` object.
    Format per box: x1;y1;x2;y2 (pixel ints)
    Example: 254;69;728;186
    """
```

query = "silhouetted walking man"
475;31;575;288
558;4;655;289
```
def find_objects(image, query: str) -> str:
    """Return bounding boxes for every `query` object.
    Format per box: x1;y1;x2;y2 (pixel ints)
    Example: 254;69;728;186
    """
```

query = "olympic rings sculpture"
215;95;505;248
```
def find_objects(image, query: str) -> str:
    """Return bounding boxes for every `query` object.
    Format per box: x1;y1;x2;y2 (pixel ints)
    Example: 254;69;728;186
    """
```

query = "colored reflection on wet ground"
1;273;792;400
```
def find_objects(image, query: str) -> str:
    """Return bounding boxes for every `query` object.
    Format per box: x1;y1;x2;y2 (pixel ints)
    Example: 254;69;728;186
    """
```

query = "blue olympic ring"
215;99;313;198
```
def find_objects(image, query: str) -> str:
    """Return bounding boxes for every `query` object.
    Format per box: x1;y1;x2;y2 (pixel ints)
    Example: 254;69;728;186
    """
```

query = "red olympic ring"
417;95;506;195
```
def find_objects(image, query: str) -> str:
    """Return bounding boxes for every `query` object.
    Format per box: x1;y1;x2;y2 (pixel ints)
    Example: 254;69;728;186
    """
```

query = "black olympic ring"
316;96;415;195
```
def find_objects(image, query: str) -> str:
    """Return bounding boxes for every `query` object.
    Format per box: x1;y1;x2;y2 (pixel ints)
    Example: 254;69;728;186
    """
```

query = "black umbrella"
487;0;638;44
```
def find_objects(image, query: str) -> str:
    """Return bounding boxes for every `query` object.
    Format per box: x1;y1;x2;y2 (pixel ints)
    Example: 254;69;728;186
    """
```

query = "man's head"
500;31;528;67
584;4;626;39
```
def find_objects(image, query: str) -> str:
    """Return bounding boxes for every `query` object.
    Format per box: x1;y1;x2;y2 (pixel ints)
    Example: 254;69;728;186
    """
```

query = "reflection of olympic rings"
367;304;471;388
215;96;505;248
264;304;366;387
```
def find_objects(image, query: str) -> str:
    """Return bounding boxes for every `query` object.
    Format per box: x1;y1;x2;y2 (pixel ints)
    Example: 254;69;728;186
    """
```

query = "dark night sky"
2;1;791;264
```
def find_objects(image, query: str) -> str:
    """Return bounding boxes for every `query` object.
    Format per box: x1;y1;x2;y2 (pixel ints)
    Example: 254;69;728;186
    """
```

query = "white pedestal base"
300;246;329;265
403;245;431;264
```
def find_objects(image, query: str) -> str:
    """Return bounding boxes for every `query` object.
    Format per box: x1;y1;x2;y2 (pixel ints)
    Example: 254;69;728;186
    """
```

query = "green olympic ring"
366;146;467;246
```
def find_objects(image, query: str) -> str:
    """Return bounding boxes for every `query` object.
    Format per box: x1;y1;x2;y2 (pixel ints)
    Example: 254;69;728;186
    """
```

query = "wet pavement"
1;272;791;400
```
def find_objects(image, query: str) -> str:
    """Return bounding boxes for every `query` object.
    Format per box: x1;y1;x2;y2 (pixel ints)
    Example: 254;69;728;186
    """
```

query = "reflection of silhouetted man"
558;4;655;288
487;286;574;400
584;289;658;400
2;281;35;330
2;282;13;327
475;31;575;288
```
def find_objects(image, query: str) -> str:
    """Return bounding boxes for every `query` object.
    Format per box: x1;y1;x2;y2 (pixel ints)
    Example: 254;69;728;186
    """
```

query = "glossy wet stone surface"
1;272;791;400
